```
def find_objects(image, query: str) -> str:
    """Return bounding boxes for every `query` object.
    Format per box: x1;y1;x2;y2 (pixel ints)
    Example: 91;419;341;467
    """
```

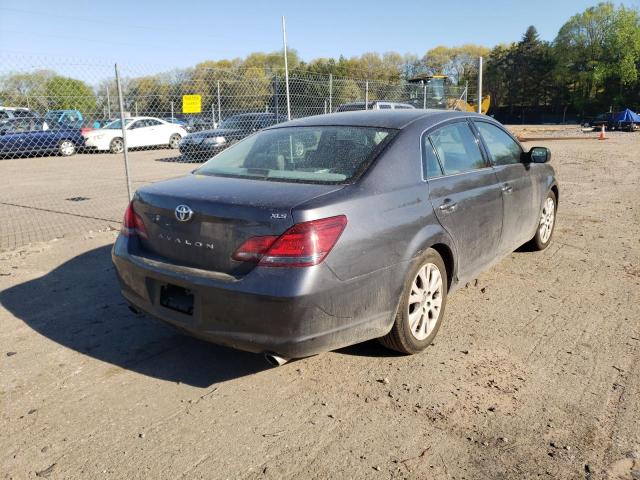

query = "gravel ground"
0;128;639;479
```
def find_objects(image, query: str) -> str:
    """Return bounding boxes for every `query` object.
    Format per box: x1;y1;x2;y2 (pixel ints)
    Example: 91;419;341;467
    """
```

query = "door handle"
501;183;513;193
438;200;458;213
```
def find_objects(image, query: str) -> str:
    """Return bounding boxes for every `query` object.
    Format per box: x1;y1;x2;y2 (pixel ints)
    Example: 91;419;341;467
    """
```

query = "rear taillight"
232;215;347;267
121;201;148;238
80;127;93;136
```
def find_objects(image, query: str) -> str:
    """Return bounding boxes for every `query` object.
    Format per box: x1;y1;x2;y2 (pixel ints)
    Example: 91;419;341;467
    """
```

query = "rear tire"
528;190;557;251
58;139;76;156
169;133;181;149
110;137;124;154
379;248;448;354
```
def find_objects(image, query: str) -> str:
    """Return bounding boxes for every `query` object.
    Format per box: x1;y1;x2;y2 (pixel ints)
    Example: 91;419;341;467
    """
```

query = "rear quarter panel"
292;123;456;284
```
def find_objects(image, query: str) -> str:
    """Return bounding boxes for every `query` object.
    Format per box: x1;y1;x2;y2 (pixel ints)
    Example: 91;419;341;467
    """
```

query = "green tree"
0;70;55;110
44;76;97;113
423;44;489;84
554;2;640;112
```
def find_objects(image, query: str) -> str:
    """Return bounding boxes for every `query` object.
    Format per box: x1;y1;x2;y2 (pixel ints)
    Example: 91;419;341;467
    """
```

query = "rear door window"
422;137;443;178
428;122;486;175
475;122;522;166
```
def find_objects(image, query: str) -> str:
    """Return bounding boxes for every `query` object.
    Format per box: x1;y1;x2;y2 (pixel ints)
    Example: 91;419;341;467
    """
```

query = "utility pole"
106;86;111;118
365;81;369;109
423;83;427;109
217;81;222;123
114;64;132;202
282;16;291;121
477;56;483;114
329;73;333;112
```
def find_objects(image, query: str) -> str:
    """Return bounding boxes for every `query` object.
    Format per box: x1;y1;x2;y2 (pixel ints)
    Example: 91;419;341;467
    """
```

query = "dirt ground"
1;128;639;479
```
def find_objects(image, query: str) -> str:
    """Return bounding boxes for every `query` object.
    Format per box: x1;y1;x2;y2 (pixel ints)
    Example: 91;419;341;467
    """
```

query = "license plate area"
159;284;194;315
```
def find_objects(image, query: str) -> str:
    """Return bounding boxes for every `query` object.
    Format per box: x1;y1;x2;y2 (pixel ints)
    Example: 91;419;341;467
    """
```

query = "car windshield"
195;126;395;184
219;116;257;129
103;118;135;129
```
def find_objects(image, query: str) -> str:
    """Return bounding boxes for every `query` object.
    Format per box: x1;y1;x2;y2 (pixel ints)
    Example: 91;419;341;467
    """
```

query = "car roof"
229;112;282;118
127;116;165;121
273;110;487;130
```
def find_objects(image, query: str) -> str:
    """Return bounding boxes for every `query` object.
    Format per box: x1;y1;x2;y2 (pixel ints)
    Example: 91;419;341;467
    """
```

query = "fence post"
274;75;279;118
477;56;483;114
106;87;111;118
217;80;221;123
329;73;332;112
170;101;174;122
211;103;215;126
423;83;427;109
365;80;369;109
114;63;133;202
281;16;291;121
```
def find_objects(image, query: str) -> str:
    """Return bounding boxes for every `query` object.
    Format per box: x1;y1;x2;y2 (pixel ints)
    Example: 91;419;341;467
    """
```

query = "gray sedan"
112;110;558;365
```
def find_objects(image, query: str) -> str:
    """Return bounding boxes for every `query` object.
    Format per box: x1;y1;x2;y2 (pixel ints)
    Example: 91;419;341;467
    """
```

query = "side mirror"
523;146;551;164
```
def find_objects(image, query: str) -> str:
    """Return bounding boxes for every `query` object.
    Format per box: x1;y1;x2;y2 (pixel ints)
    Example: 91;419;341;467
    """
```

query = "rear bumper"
111;235;400;358
83;136;110;151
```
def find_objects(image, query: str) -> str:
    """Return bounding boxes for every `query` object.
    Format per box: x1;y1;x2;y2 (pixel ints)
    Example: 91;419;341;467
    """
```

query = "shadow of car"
0;245;269;387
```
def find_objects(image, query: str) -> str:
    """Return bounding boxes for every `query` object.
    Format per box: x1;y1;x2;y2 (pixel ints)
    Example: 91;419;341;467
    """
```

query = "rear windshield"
195;126;395;184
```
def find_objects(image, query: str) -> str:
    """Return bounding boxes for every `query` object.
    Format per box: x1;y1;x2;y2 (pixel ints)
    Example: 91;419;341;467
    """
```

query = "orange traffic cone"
598;124;607;140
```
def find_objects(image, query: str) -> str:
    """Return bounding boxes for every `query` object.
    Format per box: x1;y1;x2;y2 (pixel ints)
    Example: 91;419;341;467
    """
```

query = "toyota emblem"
175;204;194;222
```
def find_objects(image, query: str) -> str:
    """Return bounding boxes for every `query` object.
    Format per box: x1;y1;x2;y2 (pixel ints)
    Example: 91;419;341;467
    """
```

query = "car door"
143;119;165;146
424;120;504;282
473;121;538;253
9;118;36;154
125;120;147;148
28;120;55;153
0;122;22;156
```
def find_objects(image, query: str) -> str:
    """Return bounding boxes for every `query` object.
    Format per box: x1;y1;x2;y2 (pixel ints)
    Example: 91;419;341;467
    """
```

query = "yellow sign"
182;95;201;113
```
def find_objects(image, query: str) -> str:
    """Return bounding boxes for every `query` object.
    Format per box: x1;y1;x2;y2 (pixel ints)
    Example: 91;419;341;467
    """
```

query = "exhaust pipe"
264;352;289;367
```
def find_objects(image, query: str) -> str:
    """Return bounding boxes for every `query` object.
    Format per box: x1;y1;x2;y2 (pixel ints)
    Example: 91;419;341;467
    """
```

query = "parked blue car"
43;109;84;129
0;117;85;158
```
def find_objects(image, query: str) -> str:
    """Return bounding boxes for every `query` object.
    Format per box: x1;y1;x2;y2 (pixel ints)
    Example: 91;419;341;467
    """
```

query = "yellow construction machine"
408;74;490;114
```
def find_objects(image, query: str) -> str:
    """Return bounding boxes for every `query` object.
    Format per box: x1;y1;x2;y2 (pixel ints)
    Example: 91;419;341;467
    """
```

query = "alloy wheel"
169;134;181;149
111;139;124;154
59;140;75;156
407;263;443;341
539;197;555;244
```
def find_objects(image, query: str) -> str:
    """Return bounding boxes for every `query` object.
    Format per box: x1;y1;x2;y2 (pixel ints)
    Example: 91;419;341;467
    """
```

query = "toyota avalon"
112;110;558;365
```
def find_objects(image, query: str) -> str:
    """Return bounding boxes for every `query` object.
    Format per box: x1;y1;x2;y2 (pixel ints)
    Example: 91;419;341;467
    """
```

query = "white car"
83;117;188;153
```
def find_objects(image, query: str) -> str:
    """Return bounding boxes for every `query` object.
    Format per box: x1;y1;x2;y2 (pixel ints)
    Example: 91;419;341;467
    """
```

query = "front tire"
110;137;124;154
169;133;181;149
58;140;76;156
529;190;557;251
379;249;448;354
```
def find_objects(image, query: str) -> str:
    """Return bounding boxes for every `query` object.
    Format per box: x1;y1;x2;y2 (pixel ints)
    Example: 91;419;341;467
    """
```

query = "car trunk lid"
134;174;343;276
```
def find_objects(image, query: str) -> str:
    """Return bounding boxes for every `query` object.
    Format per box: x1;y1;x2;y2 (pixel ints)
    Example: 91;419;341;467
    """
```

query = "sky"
1;0;639;72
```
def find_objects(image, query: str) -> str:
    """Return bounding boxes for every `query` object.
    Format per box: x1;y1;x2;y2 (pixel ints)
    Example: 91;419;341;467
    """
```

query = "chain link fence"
0;54;478;251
